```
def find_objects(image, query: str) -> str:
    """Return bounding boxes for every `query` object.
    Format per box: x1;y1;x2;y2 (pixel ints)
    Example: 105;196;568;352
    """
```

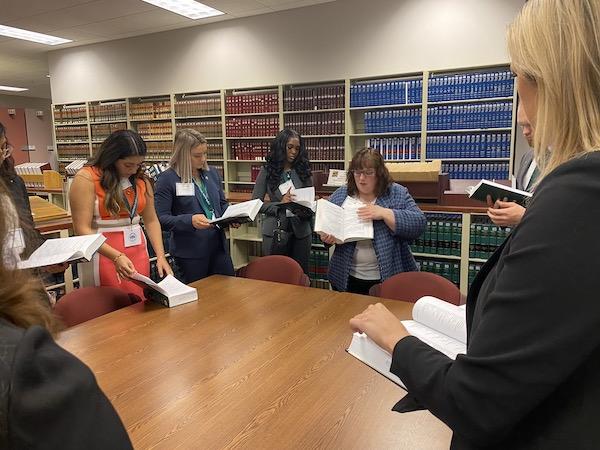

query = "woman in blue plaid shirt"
319;148;426;294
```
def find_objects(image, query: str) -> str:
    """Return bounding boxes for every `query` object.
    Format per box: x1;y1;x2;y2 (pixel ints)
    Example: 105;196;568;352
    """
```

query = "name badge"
124;226;142;248
176;182;195;196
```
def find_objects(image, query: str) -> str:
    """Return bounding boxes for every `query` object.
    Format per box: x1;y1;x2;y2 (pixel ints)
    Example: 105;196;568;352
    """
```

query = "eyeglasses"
352;169;376;177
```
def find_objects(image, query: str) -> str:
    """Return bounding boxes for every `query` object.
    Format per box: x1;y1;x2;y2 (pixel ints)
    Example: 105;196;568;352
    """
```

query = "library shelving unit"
51;63;517;290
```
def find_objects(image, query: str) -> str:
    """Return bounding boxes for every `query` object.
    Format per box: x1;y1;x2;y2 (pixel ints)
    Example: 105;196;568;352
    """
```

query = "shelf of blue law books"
425;132;511;160
427;69;514;103
350;77;423;108
441;161;509;180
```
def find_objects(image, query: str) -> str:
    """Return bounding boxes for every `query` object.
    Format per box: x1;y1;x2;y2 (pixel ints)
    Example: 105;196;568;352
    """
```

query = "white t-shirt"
347;196;381;280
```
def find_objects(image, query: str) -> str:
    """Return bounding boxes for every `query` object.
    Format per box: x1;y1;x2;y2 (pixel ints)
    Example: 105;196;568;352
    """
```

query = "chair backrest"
237;255;310;287
54;286;142;327
369;271;462;305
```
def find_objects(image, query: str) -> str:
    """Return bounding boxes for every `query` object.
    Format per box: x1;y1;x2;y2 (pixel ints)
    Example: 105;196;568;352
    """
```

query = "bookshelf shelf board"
145;158;170;162
426;157;510;162
381;159;422;163
427;128;512;134
469;257;489;263
129;117;172;122
283;108;345;114
301;134;345;138
207;158;224;161
174;114;222;120
89;119;128;124
91;140;107;144
226;136;276;140
350;132;421;137
56;140;89;145
203;136;223;140
225;111;280;117
310;160;344;163
427;96;514;106
140;138;173;142
54;121;88;126
349;103;422;111
413;253;461;261
227;159;266;163
232;234;262;242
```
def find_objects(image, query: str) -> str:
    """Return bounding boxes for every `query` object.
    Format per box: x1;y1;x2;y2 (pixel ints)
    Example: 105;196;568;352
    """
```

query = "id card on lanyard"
122;179;142;248
193;175;214;220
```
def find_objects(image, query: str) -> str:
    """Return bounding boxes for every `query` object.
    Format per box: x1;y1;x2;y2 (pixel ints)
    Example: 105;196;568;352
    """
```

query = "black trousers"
346;275;381;295
174;237;234;284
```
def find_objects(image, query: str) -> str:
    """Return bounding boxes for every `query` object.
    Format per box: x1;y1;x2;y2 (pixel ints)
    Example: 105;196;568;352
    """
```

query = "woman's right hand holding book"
192;213;213;229
113;253;137;281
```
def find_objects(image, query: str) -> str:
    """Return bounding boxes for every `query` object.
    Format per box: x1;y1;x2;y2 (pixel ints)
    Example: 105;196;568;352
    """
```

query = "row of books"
469;220;512;259
426;133;511;159
135;122;173;141
229;186;253;194
14;162;51;189
174;96;221;117
442;163;509;180
57;144;90;159
305;137;344;160
230;141;269;160
145;142;174;160
284;111;344;136
64;160;87;176
427;102;513;130
283;85;344;111
308;248;329;281
350;79;423;107
91;122;127;141
428;70;514;102
129;101;171;120
415;258;460;287
311;162;344;173
89;102;127;123
175;120;222;138
367;137;421;161
364;109;422;133
225;92;278;115
207;142;224;159
225;117;279;137
53;105;87;124
411;214;462;256
55;126;89;143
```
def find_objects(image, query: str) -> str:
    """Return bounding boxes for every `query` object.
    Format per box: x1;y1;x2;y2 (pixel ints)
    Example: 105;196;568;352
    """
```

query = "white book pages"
18;234;106;269
314;198;373;243
209;199;263;223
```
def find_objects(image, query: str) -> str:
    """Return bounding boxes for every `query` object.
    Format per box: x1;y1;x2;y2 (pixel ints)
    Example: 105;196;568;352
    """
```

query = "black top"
391;151;600;449
0;319;132;449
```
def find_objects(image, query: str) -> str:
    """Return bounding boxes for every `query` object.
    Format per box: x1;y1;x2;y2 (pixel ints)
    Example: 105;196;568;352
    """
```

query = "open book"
314;198;373;243
466;179;532;206
130;272;198;307
18;234;106;269
282;186;317;215
347;296;467;389
208;198;263;226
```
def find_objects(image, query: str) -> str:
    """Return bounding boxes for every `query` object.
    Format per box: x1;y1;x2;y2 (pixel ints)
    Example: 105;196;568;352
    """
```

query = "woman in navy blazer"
154;129;235;283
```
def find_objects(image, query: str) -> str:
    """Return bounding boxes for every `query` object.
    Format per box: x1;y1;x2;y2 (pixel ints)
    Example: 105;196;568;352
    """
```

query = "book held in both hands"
346;296;467;389
314;197;373;243
18;234;106;269
130;272;198;307
466;179;532;206
208;198;263;226
278;184;317;215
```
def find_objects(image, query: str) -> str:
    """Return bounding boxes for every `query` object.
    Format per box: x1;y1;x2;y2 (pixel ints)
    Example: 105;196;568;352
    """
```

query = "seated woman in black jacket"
350;1;600;448
0;184;132;449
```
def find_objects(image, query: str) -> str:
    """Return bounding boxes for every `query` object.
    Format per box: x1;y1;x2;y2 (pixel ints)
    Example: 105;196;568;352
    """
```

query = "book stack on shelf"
175;119;222;137
426;68;514;180
207;142;225;160
57;143;89;161
468;262;483;288
469;215;511;260
91;122;127;142
305;137;344;160
135;122;173;141
230;141;268;160
55;125;89;143
174;93;221;117
146;141;173;161
225;91;278;114
65;160;87;176
89;101;127;122
283;84;344;111
366;137;421;161
415;258;461;288
53;104;87;124
350;78;423;107
129;98;171;120
411;213;462;257
225;116;279;137
284;111;344;136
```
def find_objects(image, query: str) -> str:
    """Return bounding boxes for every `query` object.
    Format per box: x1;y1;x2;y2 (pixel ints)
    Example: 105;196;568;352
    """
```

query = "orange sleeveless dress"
78;166;150;300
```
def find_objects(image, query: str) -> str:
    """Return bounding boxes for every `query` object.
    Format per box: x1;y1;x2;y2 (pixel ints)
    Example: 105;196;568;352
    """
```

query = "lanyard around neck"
193;175;214;219
122;178;138;224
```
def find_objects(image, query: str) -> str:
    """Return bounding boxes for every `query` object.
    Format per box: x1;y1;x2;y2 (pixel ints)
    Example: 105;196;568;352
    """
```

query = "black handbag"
270;216;292;255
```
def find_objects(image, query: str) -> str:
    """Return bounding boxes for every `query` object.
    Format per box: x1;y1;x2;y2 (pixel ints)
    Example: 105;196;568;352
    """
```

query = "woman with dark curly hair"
252;128;313;273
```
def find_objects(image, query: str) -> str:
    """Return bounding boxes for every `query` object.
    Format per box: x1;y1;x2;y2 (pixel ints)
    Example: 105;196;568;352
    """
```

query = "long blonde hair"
507;0;600;179
169;129;208;183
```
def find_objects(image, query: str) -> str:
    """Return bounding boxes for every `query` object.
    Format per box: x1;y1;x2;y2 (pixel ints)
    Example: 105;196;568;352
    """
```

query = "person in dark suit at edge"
350;1;600;448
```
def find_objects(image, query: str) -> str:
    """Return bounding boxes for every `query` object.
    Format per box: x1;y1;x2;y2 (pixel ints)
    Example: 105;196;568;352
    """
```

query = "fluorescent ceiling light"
0;25;72;46
0;85;28;92
141;0;224;19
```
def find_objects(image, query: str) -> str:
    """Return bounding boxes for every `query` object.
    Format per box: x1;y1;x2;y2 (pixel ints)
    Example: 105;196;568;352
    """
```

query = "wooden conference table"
58;276;451;449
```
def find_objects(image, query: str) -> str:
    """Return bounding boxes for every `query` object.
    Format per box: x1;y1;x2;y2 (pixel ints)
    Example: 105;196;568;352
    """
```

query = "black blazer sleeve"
8;326;132;449
390;153;600;446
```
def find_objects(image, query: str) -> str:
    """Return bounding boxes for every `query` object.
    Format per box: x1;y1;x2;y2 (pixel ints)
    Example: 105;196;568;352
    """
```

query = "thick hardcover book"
346;296;467;388
18;234;106;269
208;198;263;226
466;179;532;206
131;273;197;307
314;197;373;243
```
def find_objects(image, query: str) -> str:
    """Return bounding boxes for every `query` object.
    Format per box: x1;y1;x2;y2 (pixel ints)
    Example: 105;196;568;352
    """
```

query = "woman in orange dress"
69;130;172;299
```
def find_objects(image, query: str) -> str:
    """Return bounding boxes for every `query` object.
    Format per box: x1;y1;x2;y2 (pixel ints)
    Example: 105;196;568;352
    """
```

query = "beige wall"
24;109;56;170
48;0;525;103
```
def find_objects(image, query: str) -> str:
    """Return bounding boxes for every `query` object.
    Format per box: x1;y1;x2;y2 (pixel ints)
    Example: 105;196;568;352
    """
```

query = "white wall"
24;109;56;170
48;0;525;103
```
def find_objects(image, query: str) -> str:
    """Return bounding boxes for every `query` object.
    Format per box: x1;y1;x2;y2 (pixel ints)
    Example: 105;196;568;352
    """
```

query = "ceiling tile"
201;0;271;14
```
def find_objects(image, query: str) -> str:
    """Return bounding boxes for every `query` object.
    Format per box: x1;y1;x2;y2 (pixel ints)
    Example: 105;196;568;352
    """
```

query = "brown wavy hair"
0;179;58;335
346;148;393;197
